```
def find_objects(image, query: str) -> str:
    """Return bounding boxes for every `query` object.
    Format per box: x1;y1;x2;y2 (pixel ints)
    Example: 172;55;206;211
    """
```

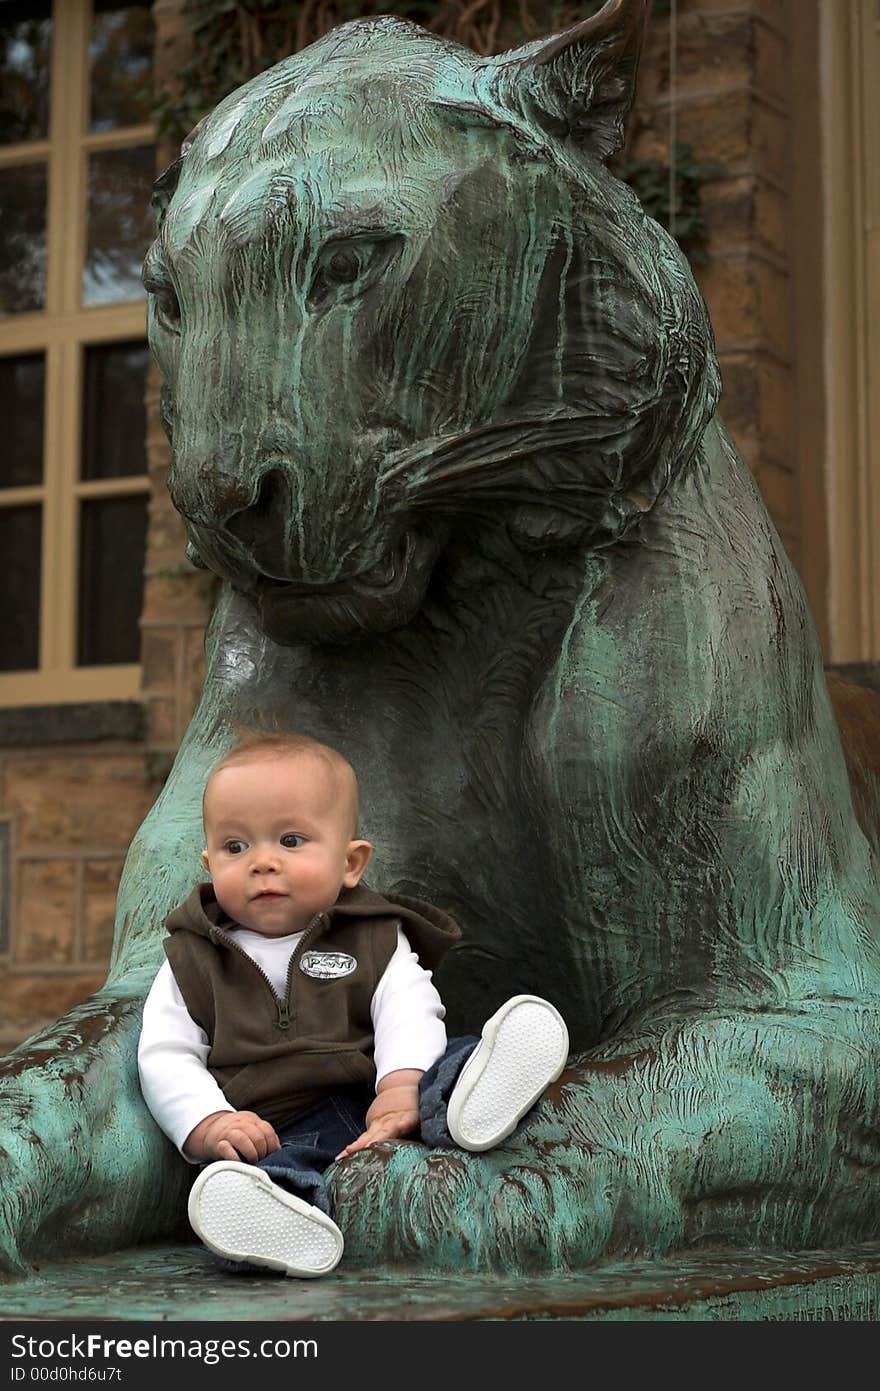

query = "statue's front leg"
330;1009;880;1270
0;975;189;1276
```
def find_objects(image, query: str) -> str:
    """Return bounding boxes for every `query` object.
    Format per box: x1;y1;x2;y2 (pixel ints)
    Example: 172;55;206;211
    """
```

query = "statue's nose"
169;459;300;579
225;468;287;546
170;461;287;531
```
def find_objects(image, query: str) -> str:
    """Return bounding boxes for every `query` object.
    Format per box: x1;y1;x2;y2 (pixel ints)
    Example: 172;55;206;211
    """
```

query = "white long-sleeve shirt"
138;926;446;1160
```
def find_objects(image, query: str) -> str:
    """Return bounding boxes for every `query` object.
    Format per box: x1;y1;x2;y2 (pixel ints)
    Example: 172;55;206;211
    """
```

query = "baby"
138;731;569;1277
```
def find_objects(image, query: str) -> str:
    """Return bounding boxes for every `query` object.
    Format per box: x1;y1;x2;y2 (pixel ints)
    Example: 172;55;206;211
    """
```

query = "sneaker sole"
446;995;569;1152
187;1160;343;1277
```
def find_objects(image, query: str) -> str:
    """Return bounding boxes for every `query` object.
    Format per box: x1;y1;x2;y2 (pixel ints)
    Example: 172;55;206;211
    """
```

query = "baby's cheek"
291;857;337;896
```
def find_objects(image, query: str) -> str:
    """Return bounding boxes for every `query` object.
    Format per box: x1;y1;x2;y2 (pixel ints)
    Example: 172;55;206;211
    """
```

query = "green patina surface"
3;1245;880;1322
2;0;880;1307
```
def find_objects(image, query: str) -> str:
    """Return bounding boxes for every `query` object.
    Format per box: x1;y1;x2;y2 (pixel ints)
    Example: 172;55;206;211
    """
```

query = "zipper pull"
276;999;290;1030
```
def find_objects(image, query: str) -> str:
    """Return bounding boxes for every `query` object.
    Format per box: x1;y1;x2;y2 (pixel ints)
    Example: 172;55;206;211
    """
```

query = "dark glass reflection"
90;0;153;133
78;494;147;665
0;351;44;487
83;144;154;306
0;160;47;315
81;340;148;480
0;1;51;145
0;502;40;670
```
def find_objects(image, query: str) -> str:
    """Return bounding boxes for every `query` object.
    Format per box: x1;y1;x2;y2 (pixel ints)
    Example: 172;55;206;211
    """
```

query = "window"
0;0;154;704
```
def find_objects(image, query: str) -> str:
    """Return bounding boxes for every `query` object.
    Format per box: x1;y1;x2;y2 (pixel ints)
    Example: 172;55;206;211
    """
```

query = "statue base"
2;1244;879;1321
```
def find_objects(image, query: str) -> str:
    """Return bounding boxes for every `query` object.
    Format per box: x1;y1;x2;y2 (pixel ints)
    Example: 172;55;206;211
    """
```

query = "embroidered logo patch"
299;950;357;980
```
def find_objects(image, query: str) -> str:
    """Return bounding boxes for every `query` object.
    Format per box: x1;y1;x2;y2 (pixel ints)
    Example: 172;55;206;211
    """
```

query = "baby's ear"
344;840;372;887
200;849;211;873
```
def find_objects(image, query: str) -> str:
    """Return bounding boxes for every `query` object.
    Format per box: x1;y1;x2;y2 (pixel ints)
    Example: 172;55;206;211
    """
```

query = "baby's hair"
203;728;361;837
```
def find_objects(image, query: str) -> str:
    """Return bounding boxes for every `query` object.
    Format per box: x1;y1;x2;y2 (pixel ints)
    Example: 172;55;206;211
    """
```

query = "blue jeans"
248;1036;477;1214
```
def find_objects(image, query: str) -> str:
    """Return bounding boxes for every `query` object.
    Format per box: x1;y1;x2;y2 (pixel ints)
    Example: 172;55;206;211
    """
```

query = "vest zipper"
211;912;329;1032
283;912;328;1028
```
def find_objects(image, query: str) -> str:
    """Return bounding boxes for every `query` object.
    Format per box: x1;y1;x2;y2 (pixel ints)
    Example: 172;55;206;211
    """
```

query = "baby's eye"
224;839;247;854
280;834;306;849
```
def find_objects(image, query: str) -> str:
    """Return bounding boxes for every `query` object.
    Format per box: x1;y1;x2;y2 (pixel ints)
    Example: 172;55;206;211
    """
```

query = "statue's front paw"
328;1089;611;1272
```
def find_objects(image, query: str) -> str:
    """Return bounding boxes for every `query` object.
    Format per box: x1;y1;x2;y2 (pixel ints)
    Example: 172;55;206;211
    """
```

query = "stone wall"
0;737;160;1053
637;0;798;562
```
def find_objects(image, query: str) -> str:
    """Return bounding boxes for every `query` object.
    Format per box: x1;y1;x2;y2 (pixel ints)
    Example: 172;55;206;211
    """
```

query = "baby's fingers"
334;1131;369;1160
262;1124;282;1154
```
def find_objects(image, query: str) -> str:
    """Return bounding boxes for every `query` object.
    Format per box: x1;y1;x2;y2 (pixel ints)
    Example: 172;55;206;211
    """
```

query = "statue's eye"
308;235;401;310
144;274;181;333
156;288;181;327
324;248;364;284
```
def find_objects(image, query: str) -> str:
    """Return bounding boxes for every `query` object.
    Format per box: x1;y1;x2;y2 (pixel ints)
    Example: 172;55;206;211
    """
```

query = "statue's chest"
264;573;578;934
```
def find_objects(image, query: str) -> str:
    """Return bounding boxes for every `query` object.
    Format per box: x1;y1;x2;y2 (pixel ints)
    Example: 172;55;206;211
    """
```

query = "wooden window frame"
820;0;880;661
0;0;153;706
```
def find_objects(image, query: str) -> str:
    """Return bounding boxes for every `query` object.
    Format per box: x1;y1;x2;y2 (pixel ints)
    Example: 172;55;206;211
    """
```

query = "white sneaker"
187;1160;344;1277
446;995;569;1152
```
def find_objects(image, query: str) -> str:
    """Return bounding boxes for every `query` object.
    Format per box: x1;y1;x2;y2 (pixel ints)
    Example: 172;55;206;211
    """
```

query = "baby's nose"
252;848;280;870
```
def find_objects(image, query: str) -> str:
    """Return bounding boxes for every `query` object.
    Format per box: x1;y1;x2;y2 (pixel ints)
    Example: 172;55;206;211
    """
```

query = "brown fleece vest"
163;883;460;1126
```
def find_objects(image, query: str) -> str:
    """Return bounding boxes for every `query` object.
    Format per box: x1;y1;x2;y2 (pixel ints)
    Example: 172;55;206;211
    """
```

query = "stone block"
15;859;78;965
696;253;790;358
182;626;207;732
140;626;179;694
658;89;787;185
631;89;751;171
754;14;789;105
754;456;795;534
755;354;792;468
718;353;792;470
753;180;788;258
652;14;756;102
82;859;124;966
3;756;155;850
0;972;105;1054
148;696;178;747
677;0;786;27
717;354;758;440
700;175;787;260
140;572;214;625
750;97;788;187
144;499;188;575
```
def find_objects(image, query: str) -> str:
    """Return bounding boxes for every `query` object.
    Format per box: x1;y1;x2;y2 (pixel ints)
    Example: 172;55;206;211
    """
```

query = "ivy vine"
156;0;721;266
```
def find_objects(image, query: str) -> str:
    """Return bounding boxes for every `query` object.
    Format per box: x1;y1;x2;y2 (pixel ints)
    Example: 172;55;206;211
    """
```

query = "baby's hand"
184;1110;281;1163
335;1079;421;1160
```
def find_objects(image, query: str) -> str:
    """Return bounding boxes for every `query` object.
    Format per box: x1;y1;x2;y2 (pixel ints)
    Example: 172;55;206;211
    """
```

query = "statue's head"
145;0;719;644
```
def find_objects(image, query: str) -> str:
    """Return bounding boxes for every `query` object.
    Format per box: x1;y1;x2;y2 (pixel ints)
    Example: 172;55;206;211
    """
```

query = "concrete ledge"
826;662;880;693
0;702;146;747
2;1243;880;1321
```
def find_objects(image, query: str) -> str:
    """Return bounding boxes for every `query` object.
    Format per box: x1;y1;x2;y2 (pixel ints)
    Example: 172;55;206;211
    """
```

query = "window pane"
0;161;47;315
81;340;148;480
0;502;41;670
90;1;153;133
0;351;44;486
83;144;155;307
0;1;51;145
78;495;147;665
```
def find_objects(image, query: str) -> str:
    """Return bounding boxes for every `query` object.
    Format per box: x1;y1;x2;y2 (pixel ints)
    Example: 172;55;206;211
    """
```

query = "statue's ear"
149;116;209;231
482;0;648;161
149;156;183;232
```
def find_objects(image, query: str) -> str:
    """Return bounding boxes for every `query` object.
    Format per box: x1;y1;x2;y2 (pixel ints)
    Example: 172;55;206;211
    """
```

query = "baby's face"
201;752;370;936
